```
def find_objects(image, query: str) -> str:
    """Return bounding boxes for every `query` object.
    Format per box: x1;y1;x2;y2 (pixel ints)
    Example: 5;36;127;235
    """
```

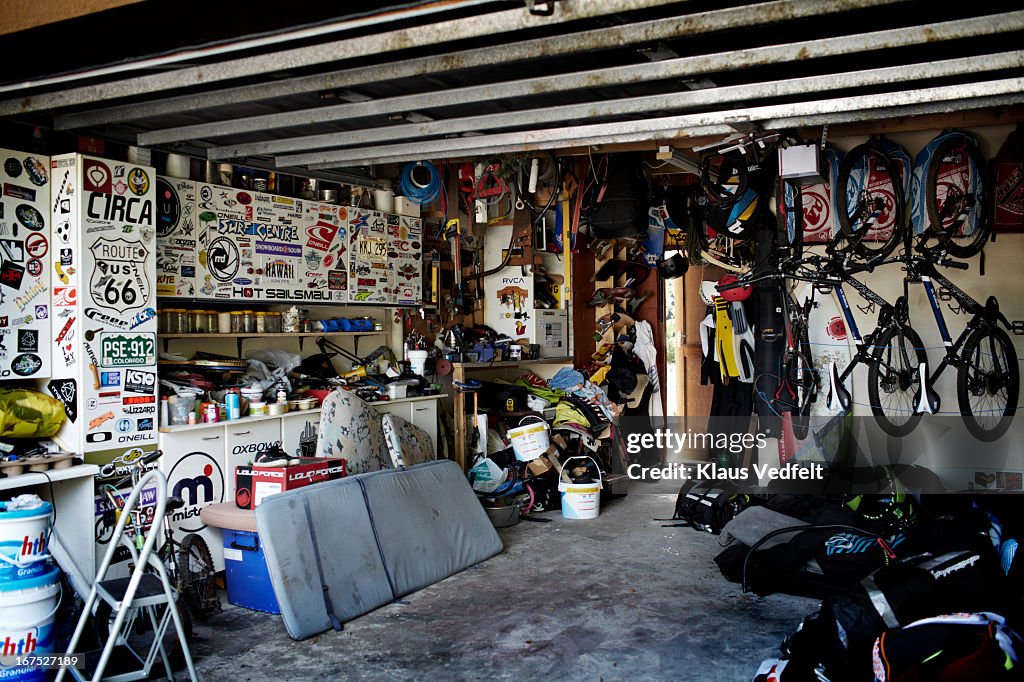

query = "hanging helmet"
717;274;752;301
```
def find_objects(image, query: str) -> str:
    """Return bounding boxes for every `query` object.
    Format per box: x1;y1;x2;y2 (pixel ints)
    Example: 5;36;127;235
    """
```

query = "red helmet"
717;274;752;301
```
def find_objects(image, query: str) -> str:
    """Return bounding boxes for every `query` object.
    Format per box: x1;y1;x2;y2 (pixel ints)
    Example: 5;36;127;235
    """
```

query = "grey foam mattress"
255;459;503;640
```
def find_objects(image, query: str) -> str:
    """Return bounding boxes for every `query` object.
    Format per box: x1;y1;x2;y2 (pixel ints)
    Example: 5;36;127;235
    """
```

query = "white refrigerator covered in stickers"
46;154;158;466
0;149;51;379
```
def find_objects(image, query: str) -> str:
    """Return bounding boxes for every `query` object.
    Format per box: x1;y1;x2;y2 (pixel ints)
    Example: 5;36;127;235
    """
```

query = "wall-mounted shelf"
160;330;384;354
451;356;572;369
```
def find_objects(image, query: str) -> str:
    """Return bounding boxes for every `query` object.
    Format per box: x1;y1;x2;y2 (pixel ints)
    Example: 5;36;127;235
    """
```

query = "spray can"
226;391;241;420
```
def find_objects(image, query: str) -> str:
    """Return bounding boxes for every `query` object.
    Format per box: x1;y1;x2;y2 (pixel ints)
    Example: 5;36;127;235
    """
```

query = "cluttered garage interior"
1;1;1024;680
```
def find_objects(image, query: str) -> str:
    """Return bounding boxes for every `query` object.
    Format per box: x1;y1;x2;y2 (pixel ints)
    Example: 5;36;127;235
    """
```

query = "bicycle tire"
924;132;992;259
179;533;221;621
836;143;904;261
700;150;749;206
776;180;804;261
789;344;815;441
867;325;927;437
957;326;1019;442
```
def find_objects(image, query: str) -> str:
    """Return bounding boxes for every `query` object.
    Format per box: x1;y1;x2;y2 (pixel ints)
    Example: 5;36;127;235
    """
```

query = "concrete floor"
184;478;816;681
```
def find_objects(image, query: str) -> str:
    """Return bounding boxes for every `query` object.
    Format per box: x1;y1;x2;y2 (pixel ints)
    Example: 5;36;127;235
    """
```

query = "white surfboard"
778;282;854;463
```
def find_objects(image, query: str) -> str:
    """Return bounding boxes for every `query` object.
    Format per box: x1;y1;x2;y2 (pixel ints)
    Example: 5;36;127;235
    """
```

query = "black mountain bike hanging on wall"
897;239;1019;441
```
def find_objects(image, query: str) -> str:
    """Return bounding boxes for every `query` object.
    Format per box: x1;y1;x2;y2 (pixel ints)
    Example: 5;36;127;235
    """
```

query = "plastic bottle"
160;396;169;427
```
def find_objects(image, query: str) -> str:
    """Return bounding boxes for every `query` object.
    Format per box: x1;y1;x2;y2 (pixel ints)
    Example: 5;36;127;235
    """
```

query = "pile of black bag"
667;466;1024;680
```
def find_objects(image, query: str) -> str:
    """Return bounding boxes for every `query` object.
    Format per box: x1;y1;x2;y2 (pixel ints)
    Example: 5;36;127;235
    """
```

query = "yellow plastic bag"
0;388;67;438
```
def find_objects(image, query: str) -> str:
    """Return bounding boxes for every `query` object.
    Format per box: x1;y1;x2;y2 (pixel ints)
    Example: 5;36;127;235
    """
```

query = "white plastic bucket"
507;418;550;462
0;565;60;682
0;502;52;586
557;456;603;520
374;189;395;213
408;350;429;376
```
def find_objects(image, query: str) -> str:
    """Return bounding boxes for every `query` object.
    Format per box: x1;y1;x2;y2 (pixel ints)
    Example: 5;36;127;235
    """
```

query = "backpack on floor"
872;612;1024;681
672;480;754;534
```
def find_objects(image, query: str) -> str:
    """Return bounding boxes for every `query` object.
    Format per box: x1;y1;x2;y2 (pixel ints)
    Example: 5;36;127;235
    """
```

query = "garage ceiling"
0;0;1022;180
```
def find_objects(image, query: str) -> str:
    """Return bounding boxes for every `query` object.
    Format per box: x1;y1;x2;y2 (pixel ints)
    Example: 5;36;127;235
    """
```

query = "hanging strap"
302;497;342;631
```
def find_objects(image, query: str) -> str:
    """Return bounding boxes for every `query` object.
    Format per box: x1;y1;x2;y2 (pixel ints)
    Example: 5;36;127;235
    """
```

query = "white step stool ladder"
57;469;198;682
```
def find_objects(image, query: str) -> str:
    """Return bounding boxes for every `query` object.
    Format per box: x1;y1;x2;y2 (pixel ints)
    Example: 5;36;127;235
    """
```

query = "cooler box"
223;530;280;614
235;457;346;509
200;502;279;614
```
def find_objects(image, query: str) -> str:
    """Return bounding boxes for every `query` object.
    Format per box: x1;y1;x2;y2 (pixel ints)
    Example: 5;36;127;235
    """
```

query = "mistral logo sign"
168;451;224;533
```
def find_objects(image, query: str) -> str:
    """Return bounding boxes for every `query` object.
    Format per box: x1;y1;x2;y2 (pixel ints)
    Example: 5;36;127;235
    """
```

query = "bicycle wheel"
776;180;804;261
179;533;220;620
788;338;816;441
837;143;904;261
700;150;749;205
957;326;1019;442
924;132;992;258
868;325;927;437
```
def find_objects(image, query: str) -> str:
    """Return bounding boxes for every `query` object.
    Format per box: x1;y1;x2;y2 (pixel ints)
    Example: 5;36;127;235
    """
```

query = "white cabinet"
159;427;227;571
281;411;321;460
223;419;281;496
372;397;439;455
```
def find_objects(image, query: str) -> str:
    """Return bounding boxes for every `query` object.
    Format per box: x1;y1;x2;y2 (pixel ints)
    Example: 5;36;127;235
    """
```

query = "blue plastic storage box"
222;530;280;614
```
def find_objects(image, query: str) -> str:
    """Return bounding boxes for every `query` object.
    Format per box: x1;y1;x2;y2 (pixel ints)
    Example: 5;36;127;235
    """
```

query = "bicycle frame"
908;258;1010;387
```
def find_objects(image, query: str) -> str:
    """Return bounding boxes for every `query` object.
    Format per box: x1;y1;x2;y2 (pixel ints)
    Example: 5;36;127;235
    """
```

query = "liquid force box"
235;457;345;509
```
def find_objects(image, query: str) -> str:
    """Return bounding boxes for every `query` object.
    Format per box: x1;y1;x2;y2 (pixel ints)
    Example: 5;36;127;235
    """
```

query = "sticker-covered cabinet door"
391;215;423;305
347;209;393;303
0;149;51;379
155;176;196;298
48;154;158;454
302;202;349;301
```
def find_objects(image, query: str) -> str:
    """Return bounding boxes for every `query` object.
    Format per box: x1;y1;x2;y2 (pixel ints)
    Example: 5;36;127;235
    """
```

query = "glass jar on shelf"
230;311;244;334
266;311;282;333
207;310;219;333
173;309;188;334
218;311;232;334
255;311;268;334
157;309;168;334
241;310;255;333
191;309;208;333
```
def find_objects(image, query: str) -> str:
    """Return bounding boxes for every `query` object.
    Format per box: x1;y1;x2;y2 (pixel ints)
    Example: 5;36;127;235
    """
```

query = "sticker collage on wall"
0;148;51;379
170;181;419;305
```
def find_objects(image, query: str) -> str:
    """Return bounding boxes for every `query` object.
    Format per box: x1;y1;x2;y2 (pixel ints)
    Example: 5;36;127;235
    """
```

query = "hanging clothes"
633;320;663;418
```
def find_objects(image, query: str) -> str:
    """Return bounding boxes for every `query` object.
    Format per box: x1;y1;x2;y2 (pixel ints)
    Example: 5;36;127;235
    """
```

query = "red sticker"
25;232;48;258
83;159;112;194
26;258;42;277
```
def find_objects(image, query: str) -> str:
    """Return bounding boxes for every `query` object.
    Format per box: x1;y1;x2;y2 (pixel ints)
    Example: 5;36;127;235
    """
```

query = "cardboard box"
235;457;346;509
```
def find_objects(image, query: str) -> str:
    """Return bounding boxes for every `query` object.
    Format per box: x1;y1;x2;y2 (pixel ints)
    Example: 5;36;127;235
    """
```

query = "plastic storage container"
222;530;280;614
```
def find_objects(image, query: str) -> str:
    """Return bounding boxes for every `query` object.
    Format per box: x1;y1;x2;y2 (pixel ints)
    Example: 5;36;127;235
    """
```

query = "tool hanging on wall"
465;204;537;281
443;217;472;316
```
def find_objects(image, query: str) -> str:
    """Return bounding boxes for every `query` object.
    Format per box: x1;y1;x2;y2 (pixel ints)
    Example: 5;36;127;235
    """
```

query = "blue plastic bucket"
0;502;52;586
0;565;60;682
